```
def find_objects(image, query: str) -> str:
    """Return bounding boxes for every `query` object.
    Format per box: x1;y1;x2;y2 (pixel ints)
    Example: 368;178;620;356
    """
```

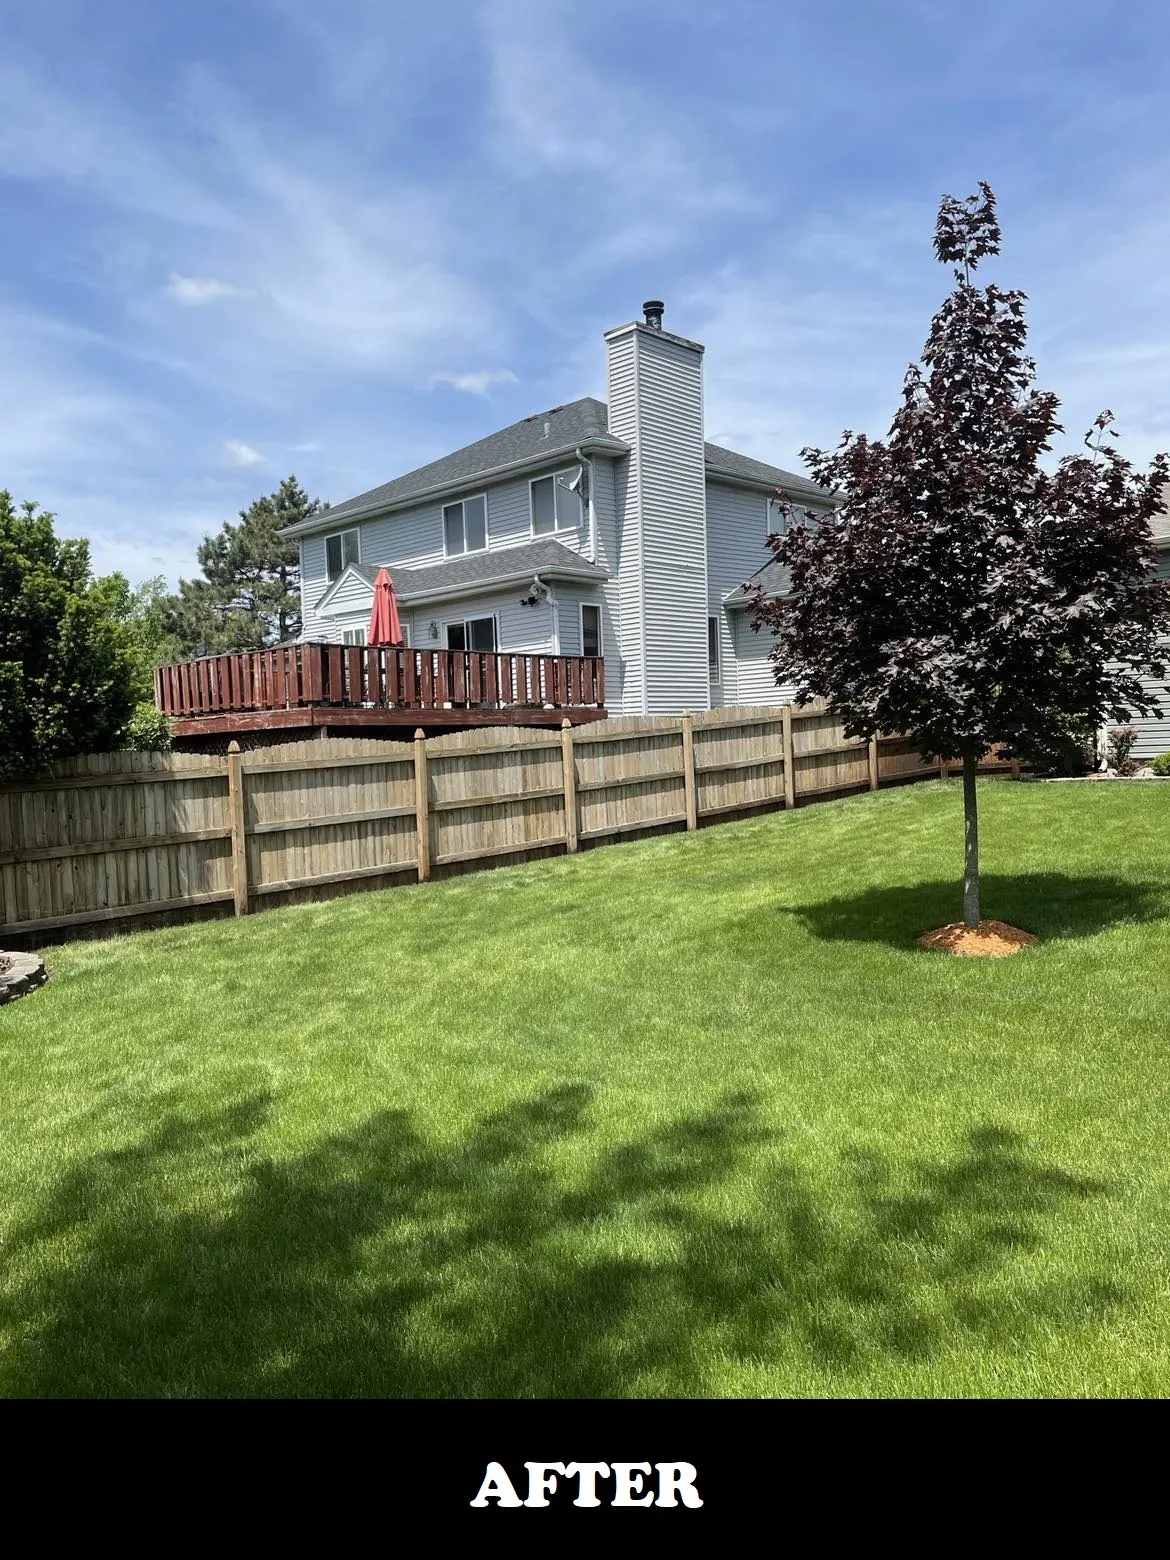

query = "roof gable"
314;539;609;613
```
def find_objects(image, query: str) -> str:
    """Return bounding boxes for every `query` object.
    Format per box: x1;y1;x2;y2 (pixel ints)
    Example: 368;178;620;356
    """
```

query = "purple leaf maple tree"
748;183;1170;930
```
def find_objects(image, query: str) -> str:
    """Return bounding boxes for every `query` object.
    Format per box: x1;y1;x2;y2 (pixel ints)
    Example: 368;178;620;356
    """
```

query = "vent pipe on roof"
642;299;664;330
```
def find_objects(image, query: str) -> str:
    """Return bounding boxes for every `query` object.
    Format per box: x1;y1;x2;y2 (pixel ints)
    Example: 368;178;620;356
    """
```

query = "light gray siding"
732;610;798;706
606;324;708;715
1134;552;1170;758
705;480;772;707
299;534;330;638
606;330;643;715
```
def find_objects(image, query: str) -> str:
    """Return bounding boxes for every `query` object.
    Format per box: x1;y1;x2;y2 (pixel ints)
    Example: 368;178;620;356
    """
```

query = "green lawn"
3;778;1169;1398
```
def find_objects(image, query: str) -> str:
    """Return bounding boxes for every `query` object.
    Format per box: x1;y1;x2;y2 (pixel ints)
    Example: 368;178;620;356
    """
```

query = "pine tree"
166;476;323;655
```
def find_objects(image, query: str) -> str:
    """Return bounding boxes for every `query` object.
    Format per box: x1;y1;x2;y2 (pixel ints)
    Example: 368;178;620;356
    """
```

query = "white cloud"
429;369;519;395
222;439;267;468
165;273;249;305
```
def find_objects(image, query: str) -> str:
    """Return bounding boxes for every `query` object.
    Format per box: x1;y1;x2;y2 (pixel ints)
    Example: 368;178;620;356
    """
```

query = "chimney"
604;304;708;715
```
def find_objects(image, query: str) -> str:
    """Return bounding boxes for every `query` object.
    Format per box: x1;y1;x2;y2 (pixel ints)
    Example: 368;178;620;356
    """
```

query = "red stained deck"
155;642;608;738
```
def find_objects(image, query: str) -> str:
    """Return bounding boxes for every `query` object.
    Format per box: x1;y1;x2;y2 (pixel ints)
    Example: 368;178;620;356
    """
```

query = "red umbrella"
367;567;404;646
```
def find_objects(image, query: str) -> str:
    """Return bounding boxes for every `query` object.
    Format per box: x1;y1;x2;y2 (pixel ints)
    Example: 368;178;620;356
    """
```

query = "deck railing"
154;642;606;719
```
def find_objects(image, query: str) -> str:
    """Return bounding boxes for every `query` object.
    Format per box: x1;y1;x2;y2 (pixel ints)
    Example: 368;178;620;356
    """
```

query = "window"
531;471;583;536
581;603;601;659
325;528;360;580
344;623;410;647
708;617;721;683
444;495;487;556
446;616;496;651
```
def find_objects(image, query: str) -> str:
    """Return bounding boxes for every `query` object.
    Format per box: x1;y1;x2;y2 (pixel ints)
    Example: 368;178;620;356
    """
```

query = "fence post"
561;719;579;853
226;740;249;916
868;735;879;792
782;704;796;809
414;728;431;882
681;712;698;830
939;755;950;780
1011;756;1021;780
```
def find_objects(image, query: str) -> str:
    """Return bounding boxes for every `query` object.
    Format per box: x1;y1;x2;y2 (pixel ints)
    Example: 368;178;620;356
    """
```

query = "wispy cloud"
222;439;267;468
429;369;519;395
165;273;249;306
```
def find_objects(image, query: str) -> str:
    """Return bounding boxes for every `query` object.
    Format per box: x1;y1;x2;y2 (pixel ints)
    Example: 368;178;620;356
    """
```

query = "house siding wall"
1134;551;1170;758
705;480;773;708
606;325;708;715
732;609;799;706
606;331;643;716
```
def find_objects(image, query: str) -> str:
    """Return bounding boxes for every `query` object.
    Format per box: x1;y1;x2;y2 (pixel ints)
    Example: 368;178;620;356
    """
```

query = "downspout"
574;446;597;564
530;574;560;654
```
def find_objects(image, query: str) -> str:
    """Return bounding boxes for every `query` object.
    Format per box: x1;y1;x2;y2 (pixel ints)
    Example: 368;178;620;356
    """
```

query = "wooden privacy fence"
0;705;1017;944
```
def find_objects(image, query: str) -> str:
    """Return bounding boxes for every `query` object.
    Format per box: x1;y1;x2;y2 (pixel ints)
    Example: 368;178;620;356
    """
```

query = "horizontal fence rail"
1;707;1023;945
154;643;606;719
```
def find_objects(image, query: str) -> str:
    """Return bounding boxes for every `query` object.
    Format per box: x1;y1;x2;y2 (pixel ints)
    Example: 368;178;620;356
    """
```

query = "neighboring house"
280;301;831;716
1130;502;1170;759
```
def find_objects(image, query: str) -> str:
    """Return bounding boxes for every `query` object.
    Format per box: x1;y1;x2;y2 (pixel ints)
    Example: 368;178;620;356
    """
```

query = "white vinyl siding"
732;609;798;706
616;327;709;715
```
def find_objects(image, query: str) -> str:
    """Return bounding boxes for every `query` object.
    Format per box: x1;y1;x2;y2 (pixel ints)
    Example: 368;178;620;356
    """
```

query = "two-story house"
280;301;831;716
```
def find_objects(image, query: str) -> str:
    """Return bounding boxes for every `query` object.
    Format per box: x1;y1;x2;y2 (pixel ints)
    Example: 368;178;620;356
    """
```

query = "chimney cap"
642;299;665;329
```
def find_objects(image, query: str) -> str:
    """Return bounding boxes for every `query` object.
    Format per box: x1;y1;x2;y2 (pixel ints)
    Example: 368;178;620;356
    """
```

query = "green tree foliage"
89;573;183;750
0;493;139;778
166;476;322;655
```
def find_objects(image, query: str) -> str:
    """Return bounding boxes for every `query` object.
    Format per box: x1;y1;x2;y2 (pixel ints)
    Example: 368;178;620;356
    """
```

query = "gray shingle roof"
318;538;608;612
286;397;832;538
1152;486;1170;544
703;443;829;502
723;558;792;608
309;399;622;528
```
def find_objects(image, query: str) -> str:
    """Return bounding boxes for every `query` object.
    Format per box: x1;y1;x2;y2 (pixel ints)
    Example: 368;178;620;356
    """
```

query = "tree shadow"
0;1089;1117;1397
774;873;1169;950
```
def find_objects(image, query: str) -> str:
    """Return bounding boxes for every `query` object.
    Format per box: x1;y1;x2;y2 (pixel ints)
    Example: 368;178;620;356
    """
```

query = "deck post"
413;728;431;882
561;718;579;853
782;704;796;809
867;735;879;792
681;712;698;830
226;739;250;916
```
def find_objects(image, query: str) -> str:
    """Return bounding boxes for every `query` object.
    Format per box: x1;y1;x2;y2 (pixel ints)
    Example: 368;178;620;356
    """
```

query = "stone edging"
0;952;48;1004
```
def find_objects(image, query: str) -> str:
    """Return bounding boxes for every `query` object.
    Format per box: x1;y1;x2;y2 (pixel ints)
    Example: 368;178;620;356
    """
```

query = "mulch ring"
919;920;1037;957
0;951;48;1002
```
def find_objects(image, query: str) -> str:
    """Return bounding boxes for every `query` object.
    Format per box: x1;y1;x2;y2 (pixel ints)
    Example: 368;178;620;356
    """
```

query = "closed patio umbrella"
367;567;404;646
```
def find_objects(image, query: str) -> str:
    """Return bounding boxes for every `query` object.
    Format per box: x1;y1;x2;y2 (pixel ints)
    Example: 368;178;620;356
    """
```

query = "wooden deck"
155;642;608;739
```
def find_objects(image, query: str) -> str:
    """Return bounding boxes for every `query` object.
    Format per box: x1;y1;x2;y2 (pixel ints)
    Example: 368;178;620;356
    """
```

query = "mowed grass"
2;778;1170;1398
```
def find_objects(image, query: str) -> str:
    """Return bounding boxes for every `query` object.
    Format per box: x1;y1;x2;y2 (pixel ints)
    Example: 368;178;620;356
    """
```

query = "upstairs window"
581;603;601;659
531;471;583;536
325;528;360;581
444;494;487;555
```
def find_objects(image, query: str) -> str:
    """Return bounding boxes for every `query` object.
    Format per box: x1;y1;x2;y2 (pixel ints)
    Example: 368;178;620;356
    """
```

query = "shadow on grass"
0;1088;1117;1397
776;873;1169;950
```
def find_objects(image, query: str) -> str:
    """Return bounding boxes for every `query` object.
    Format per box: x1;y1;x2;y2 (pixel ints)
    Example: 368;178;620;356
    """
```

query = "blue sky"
2;0;1168;585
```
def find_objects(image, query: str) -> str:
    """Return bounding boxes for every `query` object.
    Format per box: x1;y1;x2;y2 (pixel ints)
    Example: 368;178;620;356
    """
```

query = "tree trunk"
962;751;980;928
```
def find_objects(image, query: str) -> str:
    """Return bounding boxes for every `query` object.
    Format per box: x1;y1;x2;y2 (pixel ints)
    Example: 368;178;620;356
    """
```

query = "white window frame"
342;623;412;648
579;601;602;660
708;615;721;685
444;613;498;652
443;493;489;558
325;527;361;581
530;470;584;538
